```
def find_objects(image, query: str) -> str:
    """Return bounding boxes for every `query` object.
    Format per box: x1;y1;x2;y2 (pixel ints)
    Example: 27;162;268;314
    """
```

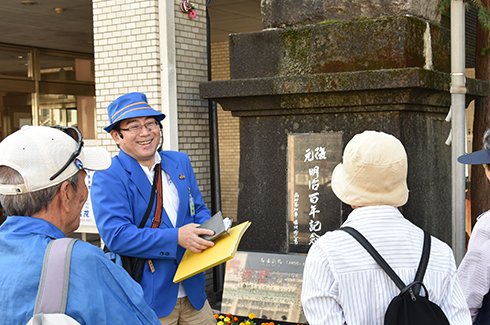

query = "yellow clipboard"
173;221;251;283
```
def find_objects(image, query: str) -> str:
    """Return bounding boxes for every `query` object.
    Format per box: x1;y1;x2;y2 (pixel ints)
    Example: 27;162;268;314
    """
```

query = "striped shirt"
457;209;490;321
301;205;471;325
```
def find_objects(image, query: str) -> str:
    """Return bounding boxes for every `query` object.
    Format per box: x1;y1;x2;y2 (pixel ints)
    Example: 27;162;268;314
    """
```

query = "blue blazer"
91;149;211;318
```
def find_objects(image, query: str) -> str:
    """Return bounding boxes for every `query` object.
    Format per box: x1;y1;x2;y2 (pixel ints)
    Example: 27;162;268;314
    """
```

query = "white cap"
0;125;111;195
331;130;409;207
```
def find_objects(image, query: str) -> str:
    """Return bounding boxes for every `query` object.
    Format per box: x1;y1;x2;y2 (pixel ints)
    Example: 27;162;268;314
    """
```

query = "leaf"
477;6;490;32
481;46;490;56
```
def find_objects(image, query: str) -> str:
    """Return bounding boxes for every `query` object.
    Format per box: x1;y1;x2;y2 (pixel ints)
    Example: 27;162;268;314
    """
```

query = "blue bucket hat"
457;149;490;165
104;92;166;133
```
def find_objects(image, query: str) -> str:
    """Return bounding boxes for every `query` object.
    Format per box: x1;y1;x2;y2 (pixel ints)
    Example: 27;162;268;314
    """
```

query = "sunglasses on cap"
49;126;84;181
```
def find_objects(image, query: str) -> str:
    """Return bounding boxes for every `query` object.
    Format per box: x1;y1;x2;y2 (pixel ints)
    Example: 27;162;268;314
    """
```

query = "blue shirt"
0;216;160;325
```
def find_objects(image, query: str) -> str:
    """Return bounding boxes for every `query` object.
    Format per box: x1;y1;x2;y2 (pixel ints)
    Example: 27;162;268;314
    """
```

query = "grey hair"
0;166;79;217
483;128;490;151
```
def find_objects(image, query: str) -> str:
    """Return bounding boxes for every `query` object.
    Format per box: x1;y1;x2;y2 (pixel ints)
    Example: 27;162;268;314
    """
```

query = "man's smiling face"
111;116;160;168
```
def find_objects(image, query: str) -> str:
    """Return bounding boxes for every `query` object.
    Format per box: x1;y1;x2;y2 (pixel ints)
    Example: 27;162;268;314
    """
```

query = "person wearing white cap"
90;92;216;325
0;125;160;325
301;130;471;325
457;128;490;323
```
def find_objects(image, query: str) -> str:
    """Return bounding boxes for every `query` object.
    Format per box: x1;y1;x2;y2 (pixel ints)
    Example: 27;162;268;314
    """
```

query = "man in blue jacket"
91;92;216;324
0;125;160;325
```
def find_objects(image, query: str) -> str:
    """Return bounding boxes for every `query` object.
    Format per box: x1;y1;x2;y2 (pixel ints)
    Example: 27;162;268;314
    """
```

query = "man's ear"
110;129;122;144
58;181;73;212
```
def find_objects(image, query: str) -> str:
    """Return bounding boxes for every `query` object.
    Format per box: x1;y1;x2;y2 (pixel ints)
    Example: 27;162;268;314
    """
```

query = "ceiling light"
20;1;38;5
55;7;64;13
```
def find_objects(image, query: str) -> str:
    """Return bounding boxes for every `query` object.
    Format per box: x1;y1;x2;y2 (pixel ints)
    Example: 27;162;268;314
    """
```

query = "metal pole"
206;3;225;293
450;0;467;265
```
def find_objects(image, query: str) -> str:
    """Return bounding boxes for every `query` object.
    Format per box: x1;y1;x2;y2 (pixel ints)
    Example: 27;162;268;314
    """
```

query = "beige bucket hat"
331;130;409;207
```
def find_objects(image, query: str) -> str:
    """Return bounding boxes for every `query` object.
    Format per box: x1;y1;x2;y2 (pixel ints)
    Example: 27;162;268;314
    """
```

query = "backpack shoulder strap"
34;238;77;315
339;227;406;290
414;231;431;282
339;227;432;295
411;231;431;295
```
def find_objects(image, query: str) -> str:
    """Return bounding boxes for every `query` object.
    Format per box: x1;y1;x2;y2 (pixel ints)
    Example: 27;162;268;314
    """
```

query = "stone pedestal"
201;15;488;252
261;0;442;28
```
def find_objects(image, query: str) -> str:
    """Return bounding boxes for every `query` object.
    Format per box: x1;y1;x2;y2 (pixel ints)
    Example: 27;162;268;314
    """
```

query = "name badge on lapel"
188;187;195;217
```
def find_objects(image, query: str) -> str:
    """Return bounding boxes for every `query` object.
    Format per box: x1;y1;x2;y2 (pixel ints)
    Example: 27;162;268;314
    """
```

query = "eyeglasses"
49;126;84;181
119;120;158;135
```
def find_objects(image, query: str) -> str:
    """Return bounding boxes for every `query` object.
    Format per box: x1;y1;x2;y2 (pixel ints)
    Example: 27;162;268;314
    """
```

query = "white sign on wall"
79;169;96;227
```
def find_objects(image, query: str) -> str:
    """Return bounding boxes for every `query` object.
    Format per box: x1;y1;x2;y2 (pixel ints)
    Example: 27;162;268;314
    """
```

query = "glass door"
0;91;33;142
38;94;77;127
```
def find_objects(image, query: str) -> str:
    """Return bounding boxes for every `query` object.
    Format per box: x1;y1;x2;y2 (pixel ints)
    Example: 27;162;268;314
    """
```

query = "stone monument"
200;0;488;253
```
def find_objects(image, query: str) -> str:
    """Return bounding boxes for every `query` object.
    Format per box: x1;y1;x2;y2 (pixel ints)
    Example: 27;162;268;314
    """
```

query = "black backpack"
339;226;450;325
474;292;490;324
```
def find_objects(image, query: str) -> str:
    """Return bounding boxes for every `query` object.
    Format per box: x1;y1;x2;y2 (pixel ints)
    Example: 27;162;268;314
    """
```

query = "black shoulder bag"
104;163;161;283
339;226;450;325
474;291;490;324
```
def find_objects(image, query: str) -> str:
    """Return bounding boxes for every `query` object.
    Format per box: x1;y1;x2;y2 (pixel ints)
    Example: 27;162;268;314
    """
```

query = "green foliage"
481;46;490;55
439;0;490;32
438;0;451;15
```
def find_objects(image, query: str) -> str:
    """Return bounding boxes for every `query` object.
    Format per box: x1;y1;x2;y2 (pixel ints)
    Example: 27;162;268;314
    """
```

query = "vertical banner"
287;133;343;253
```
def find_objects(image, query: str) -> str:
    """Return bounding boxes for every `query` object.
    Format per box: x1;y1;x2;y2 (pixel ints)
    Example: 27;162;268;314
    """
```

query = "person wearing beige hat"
301;130;471;325
0;125;160;325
